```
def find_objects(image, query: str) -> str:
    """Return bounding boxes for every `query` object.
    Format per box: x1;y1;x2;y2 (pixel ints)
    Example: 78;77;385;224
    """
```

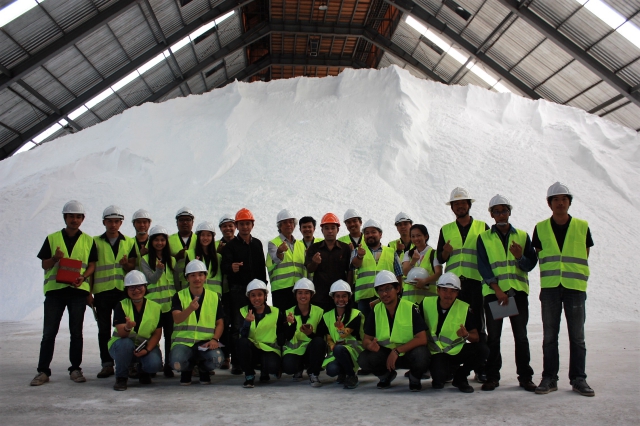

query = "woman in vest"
281;278;325;386
316;280;364;389
108;271;163;391
171;260;225;385
140;225;176;378
401;224;443;304
185;221;222;295
236;279;289;388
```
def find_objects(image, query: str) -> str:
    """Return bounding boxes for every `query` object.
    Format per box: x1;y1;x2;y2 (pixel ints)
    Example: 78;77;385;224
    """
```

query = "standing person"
305;213;352;312
281;279;325;385
31;200;97;386
436;187;489;382
217;213;236;370
299;216;322;250
358;271;429;391
338;208;364;248
140;225;176;378
92;205;135;379
186;221;222;295
421;272;479;393
389;212;414;260
266;209;304;310
477;195;538;392
169;207;197;292
401;224;443;304
171;260;225;386
350;219;403;318
129;209;152;270
221;208;267;375
108;271;163;391
532;182;594;397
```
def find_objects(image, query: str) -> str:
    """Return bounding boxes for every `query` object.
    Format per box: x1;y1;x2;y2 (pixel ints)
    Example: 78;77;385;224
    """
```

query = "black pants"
271;288;296;311
93;289;125;367
358;346;429;379
160;311;174;367
228;288;249;368
458;278;488;372
325;344;356;377
220;293;232;359
236;337;281;377
281;336;326;376
430;343;478;385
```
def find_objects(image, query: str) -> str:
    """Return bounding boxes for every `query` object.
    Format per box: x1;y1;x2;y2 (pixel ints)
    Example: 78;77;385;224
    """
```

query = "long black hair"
407;224;429;259
195;230;218;277
148;233;174;272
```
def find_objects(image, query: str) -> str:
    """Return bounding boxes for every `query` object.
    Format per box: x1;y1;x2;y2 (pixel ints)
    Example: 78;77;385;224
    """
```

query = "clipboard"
488;297;518;320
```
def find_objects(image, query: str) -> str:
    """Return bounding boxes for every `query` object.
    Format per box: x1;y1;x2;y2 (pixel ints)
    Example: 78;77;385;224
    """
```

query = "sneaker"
113;377;128;391
231;366;243;375
344;375;359;389
519;380;537;392
409;381;422;392
97;366;114;379
535;377;558;394
309;373;323;387
474;372;487;383
336;374;346;385
452;378;474;393
139;372;152;385
376;370;397;389
243;376;255;388
180;371;192;386
199;371;211;385
571;378;595;397
292;371;304;382
30;372;49;386
432;381;444;389
163;365;174;378
70;369;86;383
220;358;231;370
481;380;499;391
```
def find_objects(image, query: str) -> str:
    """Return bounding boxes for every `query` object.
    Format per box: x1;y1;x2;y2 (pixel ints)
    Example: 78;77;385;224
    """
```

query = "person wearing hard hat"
221;208;267;375
108;271;163;391
389;212;415;259
169;207;197;292
216;213;236;370
350;219;403;318
436;187;489;382
171;260;225;385
129;209;152;270
401;224;443;304
358;271;428;391
421;272;479;393
476;195;538;392
216;213;236;256
338;208;364;248
266;209;304;310
281;279;325;386
31;200;98;386
140;225;176;378
236;279;288;388
186;222;222;295
315;280;365;389
92;205;136;379
531;182;594;397
305;213;352;312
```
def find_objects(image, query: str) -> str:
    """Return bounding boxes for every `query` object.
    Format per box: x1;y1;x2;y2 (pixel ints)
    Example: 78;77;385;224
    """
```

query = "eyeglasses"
492;210;510;216
376;285;396;294
127;285;145;291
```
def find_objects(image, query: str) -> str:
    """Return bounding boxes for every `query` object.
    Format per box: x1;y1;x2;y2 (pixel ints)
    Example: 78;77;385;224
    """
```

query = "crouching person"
358;271;429;391
171;260;224;385
108;271;163;391
422;272;479;393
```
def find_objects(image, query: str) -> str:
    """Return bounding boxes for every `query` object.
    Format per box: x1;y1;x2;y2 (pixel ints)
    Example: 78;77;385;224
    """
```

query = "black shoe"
231;366;243;375
199;371;211;385
376;370;397;389
97;366;114;379
481;380;499;391
535;377;558;394
409;381;422;392
519;380;537;392
113;377;128;391
180;371;192;386
344;375;359;389
357;369;371;376
452;378;474;393
128;364;139;379
243;376;255;388
571;378;595;397
336;374;346;385
139;372;152;385
474;372;487;383
259;374;270;383
432;381;444;389
163;365;174;378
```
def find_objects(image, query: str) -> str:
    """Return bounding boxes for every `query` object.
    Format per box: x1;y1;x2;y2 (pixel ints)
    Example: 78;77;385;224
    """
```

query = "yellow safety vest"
266;236;305;291
402;247;437;303
422;297;468;355
107;298;162;350
169;233;197;291
240;305;281;356
441;220;486;281
355;246;395;301
171;288;218;349
283;305;324;356
322;308;364;372
93;235;135;293
479;228;529;296
43;231;93;294
373;298;416;353
185;250;222;295
141;254;176;313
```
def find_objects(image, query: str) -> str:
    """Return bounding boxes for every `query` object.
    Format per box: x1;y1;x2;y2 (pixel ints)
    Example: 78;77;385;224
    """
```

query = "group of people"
31;181;595;397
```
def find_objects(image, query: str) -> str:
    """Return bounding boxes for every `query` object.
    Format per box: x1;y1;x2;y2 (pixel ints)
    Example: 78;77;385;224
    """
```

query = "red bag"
56;258;82;284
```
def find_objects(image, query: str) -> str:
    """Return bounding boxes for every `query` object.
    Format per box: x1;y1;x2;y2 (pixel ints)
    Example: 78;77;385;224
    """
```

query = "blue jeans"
108;338;163;378
171;344;224;372
37;293;86;376
540;286;587;381
325;344;355;377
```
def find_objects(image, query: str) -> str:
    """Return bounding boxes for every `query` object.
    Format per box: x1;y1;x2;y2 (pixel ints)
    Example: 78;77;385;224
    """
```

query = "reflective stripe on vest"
479;228;530;296
168;233;197;292
373;298;416;353
240;305;281;356
43;231;93;294
321;308;364;373
422;297;468;355
266;236;305;291
107;298;162;350
185;249;222;295
283;305;324;356
171;288;218;349
141;255;176;313
537;218;590;291
441;220;486;281
93;235;134;293
355;246;395;302
401;247;437;304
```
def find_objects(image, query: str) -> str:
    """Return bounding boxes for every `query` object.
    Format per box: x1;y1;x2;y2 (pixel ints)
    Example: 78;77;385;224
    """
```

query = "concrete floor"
0;317;638;425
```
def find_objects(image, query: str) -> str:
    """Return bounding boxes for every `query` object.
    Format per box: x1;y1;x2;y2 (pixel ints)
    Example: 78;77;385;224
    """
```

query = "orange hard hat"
320;212;340;227
235;208;255;222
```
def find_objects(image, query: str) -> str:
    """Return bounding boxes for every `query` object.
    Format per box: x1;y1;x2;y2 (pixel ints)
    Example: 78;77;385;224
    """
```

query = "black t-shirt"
432;298;477;335
531;216;594;252
171;289;224;322
113;299;161;332
363;300;426;337
127;238;147;258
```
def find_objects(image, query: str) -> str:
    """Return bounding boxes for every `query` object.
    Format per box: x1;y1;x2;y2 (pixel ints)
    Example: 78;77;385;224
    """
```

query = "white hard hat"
329;279;352;296
488;194;513;212
406;267;430;283
176;206;194;219
394;212;413;225
245;279;268;297
196;221;216;234
547;182;572;200
103;205;125;220
363;219;383;233
219;213;235;226
185;259;207;275
437;272;461;290
343;208;362;222
277;209;298;227
374;270;398;288
292;278;315;294
62;200;85;215
131;209;152;223
149;225;169;237
446;187;475;205
124;270;147;287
